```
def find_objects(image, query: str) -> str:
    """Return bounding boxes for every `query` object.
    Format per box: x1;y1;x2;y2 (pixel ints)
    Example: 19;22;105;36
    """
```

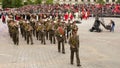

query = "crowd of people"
0;3;117;67
5;12;81;66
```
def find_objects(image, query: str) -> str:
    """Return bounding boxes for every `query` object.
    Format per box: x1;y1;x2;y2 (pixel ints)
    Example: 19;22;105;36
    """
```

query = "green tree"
27;0;34;5
96;0;105;4
116;0;120;3
12;0;23;8
46;0;53;4
34;0;42;4
2;0;22;8
2;0;12;8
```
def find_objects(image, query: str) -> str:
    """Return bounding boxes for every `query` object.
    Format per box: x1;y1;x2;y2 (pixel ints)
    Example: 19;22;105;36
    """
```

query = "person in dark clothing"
110;20;115;32
69;30;81;67
90;17;102;32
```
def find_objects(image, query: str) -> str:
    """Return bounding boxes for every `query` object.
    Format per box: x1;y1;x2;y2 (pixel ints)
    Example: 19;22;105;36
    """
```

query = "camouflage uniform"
10;21;19;45
19;19;24;37
30;18;36;36
48;22;56;44
56;24;65;54
40;23;46;45
25;23;34;45
69;31;81;66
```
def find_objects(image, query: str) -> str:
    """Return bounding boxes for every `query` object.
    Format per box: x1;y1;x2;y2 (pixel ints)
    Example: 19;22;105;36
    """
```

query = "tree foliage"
46;0;53;4
2;0;22;8
34;0;42;4
116;0;120;3
27;0;34;5
2;0;12;8
96;0;105;4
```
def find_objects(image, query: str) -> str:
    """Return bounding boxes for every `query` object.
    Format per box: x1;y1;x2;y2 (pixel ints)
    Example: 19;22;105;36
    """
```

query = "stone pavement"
0;17;120;68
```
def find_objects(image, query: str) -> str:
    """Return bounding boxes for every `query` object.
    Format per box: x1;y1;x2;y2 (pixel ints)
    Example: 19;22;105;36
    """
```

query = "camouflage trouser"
41;31;46;45
12;32;19;45
57;36;65;53
38;31;42;40
46;30;49;40
23;29;27;40
70;48;80;65
49;30;56;44
26;31;33;45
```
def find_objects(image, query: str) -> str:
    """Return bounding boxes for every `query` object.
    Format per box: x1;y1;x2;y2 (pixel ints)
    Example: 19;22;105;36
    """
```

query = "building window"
112;0;115;2
69;0;71;1
94;0;96;2
106;0;109;2
81;0;83;2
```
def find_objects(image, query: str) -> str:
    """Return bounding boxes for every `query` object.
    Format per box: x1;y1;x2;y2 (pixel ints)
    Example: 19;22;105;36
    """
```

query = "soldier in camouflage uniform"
48;21;56;44
36;21;43;41
7;14;14;38
10;20;19;45
41;21;46;45
25;21;34;45
30;16;36;36
56;23;65;54
23;20;27;41
69;30;81;67
45;20;50;40
19;17;24;37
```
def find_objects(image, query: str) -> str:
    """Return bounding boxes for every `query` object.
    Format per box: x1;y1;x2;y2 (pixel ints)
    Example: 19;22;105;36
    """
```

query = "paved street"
0;17;120;68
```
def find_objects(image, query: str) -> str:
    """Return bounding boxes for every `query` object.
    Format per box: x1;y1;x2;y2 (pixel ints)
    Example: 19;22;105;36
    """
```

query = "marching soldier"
19;17;24;37
7;15;14;38
69;30;81;67
36;21;43;41
45;20;50;40
23;20;27;41
56;23;65;54
25;21;34;45
48;21;56;44
10;20;19;45
30;16;36;36
41;22;46;45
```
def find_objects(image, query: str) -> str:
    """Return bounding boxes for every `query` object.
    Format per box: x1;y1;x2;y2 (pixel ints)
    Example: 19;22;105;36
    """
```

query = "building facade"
23;0;118;4
53;0;118;4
